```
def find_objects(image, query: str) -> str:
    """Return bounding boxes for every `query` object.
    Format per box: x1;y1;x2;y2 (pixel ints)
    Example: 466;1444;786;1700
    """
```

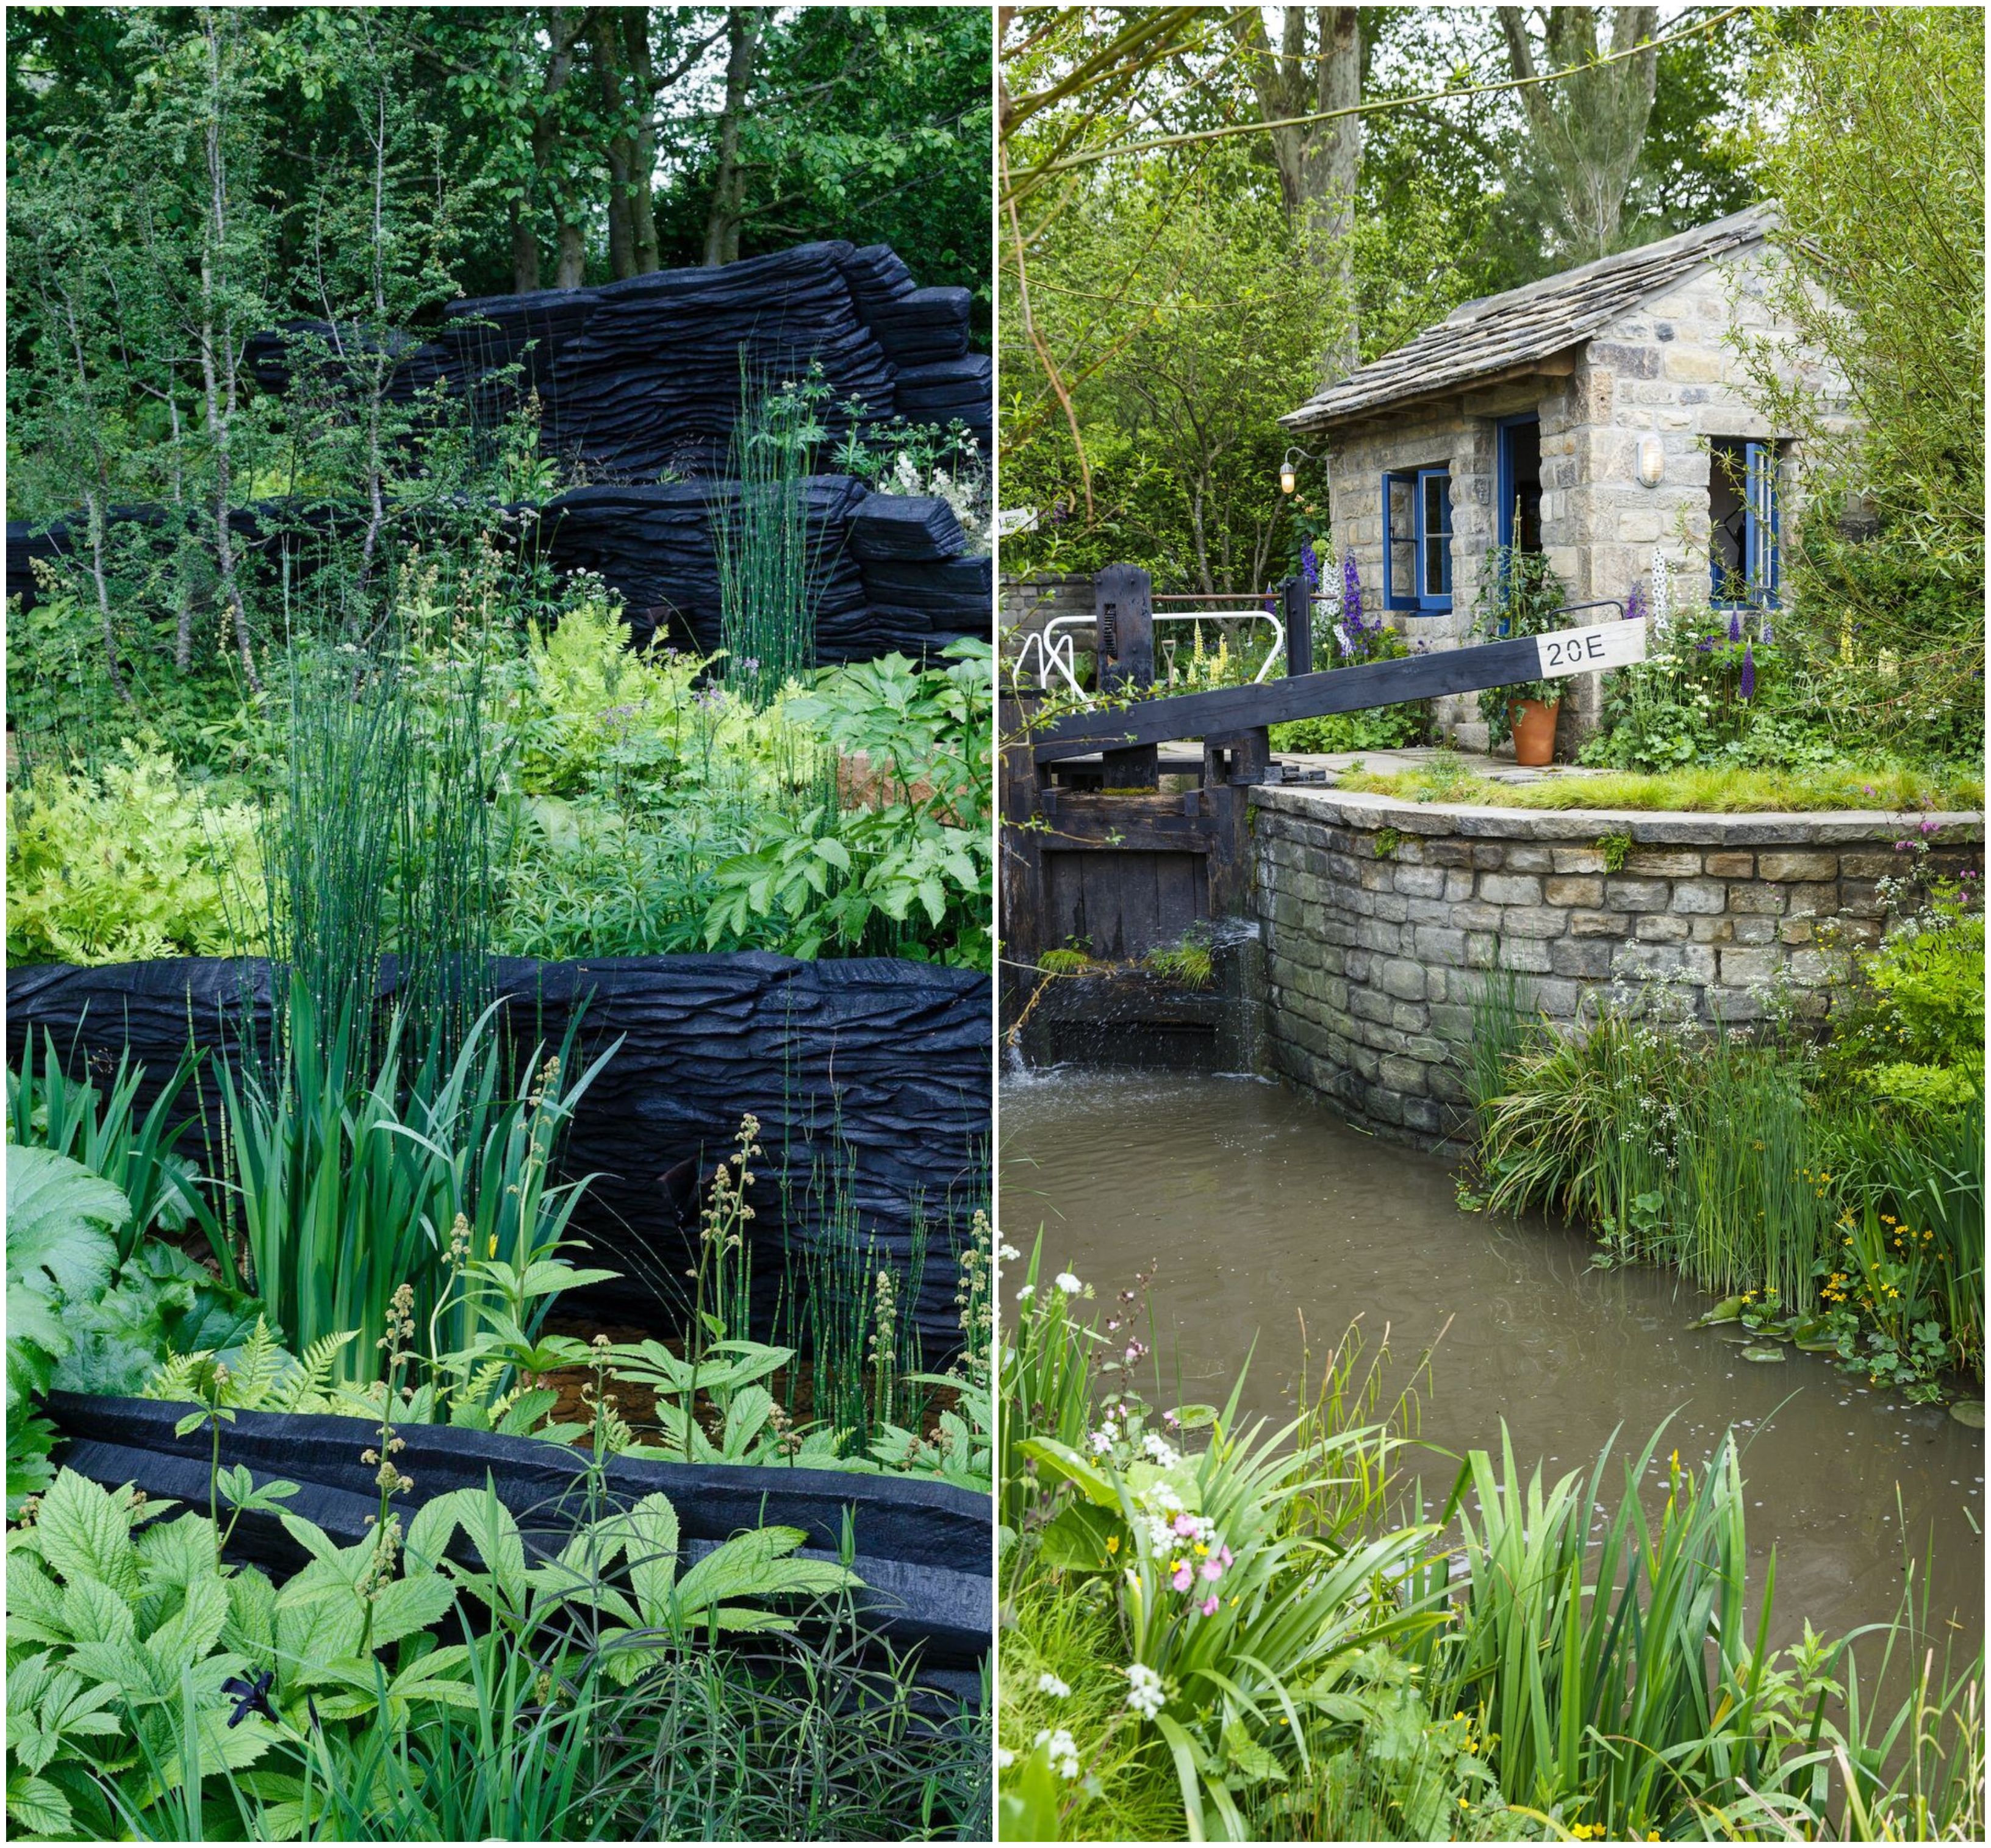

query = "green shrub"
5;750;262;966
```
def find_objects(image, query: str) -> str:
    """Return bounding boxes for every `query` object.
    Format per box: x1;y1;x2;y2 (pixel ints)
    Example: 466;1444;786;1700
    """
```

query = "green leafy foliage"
5;750;262;966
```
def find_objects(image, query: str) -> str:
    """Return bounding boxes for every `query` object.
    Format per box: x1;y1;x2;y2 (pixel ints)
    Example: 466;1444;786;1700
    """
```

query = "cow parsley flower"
1125;1663;1166;1719
1034;1728;1080;1779
1038;1672;1072;1699
1055;1271;1082;1295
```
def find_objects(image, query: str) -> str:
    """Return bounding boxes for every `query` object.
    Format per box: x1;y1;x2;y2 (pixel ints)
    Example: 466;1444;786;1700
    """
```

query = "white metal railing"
1013;607;1288;701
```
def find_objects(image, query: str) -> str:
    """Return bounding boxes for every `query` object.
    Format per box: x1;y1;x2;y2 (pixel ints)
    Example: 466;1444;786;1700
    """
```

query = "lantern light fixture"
1637;435;1665;487
1280;445;1318;496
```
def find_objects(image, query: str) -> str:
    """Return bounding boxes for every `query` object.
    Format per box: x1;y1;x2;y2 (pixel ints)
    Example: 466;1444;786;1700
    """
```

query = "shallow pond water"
1003;1065;1984;1655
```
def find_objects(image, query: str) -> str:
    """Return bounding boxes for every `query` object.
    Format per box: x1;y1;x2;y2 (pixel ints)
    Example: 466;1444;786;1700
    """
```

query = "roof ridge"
1441;202;1777;328
1282;202;1780;431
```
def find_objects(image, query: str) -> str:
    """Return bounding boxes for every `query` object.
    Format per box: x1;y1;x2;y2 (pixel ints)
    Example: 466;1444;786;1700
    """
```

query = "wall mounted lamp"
1637;435;1666;487
1280;445;1319;495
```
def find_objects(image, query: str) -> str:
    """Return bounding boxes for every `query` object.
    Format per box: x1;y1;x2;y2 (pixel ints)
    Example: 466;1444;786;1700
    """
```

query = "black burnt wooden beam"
1030;632;1543;762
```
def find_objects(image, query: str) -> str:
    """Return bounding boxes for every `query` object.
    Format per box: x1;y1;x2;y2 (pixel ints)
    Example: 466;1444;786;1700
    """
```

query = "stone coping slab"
1254;783;1985;848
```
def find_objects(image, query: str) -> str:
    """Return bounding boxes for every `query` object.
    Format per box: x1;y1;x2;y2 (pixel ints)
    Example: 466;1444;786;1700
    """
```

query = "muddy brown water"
1002;1067;1984;1658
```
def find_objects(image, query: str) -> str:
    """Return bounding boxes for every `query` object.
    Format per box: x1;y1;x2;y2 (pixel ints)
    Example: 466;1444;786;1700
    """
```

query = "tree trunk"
522;7;585;293
623;9;661;273
199;13;259;693
703;9;762;267
556;220;587;288
593;18;638;281
1234;7;1363;379
1496;6;1660;261
510;196;540;294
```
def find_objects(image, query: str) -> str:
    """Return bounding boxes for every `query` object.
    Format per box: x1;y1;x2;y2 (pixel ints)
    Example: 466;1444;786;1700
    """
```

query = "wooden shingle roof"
1282;204;1776;432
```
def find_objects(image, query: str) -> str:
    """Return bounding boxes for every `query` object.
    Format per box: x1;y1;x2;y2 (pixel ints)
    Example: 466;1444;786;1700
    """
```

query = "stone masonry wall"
1252;785;1983;1148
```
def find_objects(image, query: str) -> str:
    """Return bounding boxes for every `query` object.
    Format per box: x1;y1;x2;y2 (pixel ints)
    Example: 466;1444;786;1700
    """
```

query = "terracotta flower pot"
1508;696;1562;767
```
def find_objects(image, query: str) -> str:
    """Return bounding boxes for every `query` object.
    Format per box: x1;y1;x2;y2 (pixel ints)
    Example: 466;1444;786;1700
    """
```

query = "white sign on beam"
1532;620;1648;680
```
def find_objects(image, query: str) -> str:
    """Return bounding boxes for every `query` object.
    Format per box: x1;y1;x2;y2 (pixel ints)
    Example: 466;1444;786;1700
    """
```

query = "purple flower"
1300;540;1319;590
1739;639;1755;701
1727;611;1742;643
1341;553;1362;628
1759;616;1773;648
1625;585;1645;623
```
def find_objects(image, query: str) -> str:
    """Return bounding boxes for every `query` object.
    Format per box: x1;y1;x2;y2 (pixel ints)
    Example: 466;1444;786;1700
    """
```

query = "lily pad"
1948;1400;1985;1429
1740;1345;1787;1364
1693;1297;1747;1328
1795;1336;1842;1355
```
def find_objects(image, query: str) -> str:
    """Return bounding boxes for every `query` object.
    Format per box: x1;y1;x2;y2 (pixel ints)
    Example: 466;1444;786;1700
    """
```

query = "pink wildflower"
1171;1562;1194;1592
1200;1596;1219;1616
1200;1559;1223;1582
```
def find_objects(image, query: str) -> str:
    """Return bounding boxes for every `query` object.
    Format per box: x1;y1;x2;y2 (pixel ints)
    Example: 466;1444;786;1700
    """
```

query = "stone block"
1634;914;1691;942
1839;879;1885;919
1552;847;1607;874
1504;845;1555;872
1624;848;1703;878
1444;869;1476;901
1498;937;1553;974
1757;850;1838;883
1427;1002;1473;1042
1393;864;1446;899
1778;919;1814;945
1727;883;1786;915
1465;931;1499;969
1351;987;1394;1026
1549;937;1615;979
1381;958;1427;1001
1391;1000;1430;1033
1415;925;1468;967
1719;946;1779;986
1671;879;1727;915
1546;875;1604;906
1480;872;1544;905
1605;876;1671;911
1613;942;1685;980
1530;976;1580;1017
1837;852;1895;879
1505;905;1572;940
1379;1054;1429;1097
1786;881;1837;918
1425;839;1473;868
1706;987;1765;1023
1704;851;1755;878
1471;844;1505;870
1569;909;1632;939
1789;948;1851;986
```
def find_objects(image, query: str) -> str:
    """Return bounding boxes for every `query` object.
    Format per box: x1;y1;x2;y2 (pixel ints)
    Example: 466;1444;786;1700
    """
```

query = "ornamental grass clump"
712;366;831;710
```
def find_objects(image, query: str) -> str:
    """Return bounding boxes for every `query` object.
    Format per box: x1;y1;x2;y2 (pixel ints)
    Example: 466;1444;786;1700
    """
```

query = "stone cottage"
1280;204;1843;750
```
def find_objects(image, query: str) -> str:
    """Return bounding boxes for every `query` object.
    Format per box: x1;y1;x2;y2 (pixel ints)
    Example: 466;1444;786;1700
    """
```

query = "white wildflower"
1037;1672;1072;1699
1033;1727;1080;1779
1055;1271;1082;1295
1125;1663;1165;1719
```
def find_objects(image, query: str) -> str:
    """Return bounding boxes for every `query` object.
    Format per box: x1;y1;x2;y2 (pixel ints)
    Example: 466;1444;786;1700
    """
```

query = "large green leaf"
7;1147;129;1304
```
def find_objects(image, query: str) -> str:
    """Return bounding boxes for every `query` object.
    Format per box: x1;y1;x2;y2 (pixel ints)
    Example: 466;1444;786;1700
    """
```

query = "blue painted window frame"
1495;414;1540;553
1415;468;1453;610
1710;439;1781;608
1381;467;1452;612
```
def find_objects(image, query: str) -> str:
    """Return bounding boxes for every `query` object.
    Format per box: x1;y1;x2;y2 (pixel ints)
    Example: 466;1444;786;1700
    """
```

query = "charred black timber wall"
6;955;991;1348
48;1392;989;1691
7;481;990;667
9;242;991;664
248;240;989;471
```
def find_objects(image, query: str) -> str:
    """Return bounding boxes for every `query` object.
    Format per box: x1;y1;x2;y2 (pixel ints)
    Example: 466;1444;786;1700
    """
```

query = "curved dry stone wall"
1251;786;1984;1148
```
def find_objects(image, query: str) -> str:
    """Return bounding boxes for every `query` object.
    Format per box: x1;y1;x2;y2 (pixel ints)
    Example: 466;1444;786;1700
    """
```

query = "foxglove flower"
1739;639;1756;701
1625;584;1644;623
1300;539;1319;590
1342;553;1363;629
